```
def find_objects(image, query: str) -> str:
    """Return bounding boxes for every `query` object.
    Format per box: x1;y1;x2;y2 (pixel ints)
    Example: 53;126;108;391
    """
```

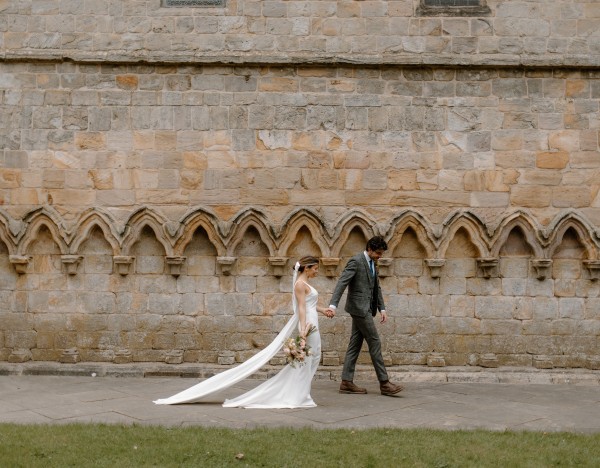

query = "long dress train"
223;282;321;408
153;281;321;408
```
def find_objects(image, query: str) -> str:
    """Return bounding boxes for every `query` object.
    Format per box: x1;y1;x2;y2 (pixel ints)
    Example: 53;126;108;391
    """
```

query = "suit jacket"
330;252;385;317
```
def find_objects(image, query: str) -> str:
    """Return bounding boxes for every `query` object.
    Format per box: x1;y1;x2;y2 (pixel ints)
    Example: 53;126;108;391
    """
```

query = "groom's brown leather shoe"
380;381;404;396
339;380;367;394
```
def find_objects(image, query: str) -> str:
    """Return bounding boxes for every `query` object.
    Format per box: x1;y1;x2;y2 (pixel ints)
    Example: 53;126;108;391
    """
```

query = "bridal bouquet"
282;323;317;368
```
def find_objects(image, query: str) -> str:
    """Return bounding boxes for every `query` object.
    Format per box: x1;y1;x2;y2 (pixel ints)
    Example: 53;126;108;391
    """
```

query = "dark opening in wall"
417;0;491;16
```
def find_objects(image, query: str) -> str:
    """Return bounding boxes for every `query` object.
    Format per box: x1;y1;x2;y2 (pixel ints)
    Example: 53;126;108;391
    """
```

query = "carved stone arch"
438;211;490;259
330;210;378;257
69;210;122;255
278;209;330;257
20;213;68;255
547;220;597;261
386;212;436;259
0;211;16;255
121;207;174;256
21;205;65;226
490;215;544;259
488;209;541;236
546;213;599;260
226;209;276;257
175;209;225;257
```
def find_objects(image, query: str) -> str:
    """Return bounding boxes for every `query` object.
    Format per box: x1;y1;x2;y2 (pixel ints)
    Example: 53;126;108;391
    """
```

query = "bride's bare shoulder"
294;279;310;294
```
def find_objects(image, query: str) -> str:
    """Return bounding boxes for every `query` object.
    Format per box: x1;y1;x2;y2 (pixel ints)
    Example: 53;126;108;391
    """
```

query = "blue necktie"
369;259;375;276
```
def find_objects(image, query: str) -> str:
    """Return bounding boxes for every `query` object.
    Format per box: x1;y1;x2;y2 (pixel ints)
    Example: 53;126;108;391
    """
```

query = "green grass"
1;424;599;467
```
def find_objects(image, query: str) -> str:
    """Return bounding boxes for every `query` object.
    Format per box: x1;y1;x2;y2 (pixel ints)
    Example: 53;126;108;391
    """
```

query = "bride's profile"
154;255;331;408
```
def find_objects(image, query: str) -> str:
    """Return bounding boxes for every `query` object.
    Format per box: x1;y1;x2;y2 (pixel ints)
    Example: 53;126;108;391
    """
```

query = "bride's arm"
294;281;308;335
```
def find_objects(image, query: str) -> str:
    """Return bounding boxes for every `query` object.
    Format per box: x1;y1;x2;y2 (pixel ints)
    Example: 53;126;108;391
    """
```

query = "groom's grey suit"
329;252;388;383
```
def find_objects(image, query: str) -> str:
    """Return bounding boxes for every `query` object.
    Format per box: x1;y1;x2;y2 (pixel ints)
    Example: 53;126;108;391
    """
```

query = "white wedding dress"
154;279;321;408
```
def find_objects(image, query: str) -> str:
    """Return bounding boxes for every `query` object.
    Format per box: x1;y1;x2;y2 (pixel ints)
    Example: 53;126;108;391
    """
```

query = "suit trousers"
341;313;388;382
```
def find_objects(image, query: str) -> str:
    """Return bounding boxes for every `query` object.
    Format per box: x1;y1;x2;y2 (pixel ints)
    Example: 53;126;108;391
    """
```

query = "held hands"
380;311;387;324
324;307;336;319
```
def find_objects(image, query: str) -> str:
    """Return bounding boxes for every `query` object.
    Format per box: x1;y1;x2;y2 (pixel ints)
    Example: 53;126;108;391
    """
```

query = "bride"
154;256;332;408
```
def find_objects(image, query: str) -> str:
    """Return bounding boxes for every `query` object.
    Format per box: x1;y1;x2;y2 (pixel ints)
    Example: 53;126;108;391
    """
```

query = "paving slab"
1;370;600;433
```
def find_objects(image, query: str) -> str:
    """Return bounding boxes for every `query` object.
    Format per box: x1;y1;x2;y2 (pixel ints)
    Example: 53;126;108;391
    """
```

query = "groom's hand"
325;307;335;318
380;311;387;324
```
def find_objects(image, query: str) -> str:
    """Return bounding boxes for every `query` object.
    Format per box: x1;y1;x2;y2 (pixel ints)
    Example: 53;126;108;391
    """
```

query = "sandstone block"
440;276;467;296
565;79;589;98
79;292;116;314
470;192;510;208
533;356;554;369
417;276;440;295
493;79;528;98
405;295;433;318
499;258;530;279
55;331;78;349
564;113;589;130
449;295;474;317
532;297;558;320
475;296;515;320
95;189;135;206
427;353;446;367
88;108;112;131
558;297;584;319
517;169;562;186
396;277;419;295
501;278;528;296
552;186;591;208
71;90;98;106
5;330;37;349
551;319;578;336
492;130;523;150
570;151;600;169
549;130;579;151
481;319;521;335
510;186;552;208
502;113;536;130
513;297;533;320
387;170;417;190
466;278;502;296
75;132;105;150
552;259;583;279
526;278;554;297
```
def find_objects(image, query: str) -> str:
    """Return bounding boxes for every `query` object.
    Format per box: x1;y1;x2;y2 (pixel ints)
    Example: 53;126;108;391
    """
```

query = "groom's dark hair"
366;236;387;252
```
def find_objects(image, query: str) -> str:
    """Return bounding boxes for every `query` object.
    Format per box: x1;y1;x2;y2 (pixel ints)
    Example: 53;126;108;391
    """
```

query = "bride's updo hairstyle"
294;256;319;273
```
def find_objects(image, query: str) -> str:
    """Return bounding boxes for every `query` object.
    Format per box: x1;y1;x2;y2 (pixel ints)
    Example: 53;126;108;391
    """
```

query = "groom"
326;236;404;396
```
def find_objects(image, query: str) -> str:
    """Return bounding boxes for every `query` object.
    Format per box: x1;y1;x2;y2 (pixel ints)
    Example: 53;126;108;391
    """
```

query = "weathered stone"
8;349;32;363
427;353;446;367
533;356;554;369
510;186;552;208
0;3;599;371
480;354;499;368
60;348;81;364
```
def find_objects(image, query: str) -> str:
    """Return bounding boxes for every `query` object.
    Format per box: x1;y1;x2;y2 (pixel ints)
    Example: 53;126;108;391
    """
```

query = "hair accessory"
294;261;300;271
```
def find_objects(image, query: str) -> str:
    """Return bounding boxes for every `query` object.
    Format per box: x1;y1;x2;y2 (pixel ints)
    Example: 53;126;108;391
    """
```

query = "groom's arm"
375;274;388;322
329;256;358;309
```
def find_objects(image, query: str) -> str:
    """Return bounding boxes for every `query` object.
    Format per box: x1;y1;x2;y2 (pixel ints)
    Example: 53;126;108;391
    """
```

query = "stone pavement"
1;363;600;433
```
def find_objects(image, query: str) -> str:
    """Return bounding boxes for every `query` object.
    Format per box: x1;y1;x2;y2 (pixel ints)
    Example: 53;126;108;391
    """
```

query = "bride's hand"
300;322;314;337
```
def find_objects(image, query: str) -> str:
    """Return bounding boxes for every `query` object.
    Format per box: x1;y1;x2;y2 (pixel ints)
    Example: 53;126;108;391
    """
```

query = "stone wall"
1;0;600;369
1;0;599;67
1;62;600;221
1;201;599;367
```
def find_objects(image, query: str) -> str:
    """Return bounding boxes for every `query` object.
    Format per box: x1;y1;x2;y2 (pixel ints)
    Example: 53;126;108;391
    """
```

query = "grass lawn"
1;424;599;467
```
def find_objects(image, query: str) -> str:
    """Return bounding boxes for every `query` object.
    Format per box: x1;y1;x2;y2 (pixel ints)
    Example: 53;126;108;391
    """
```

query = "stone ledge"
1;362;599;386
1;51;600;69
